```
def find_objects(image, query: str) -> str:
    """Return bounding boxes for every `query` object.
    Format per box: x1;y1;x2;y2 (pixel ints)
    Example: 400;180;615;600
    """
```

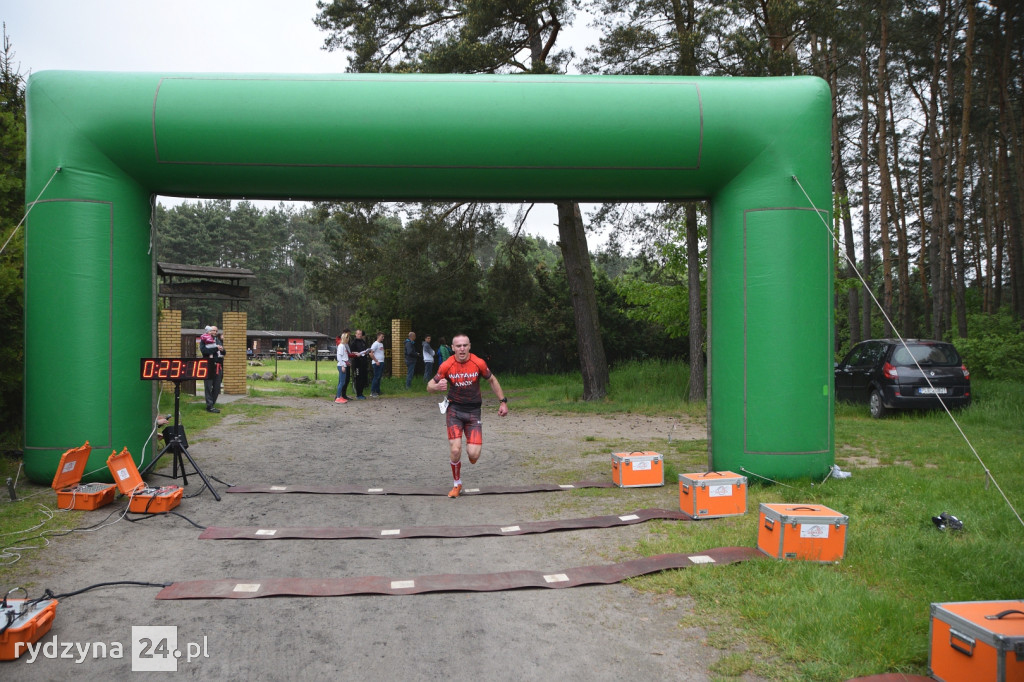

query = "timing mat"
156;546;760;600
199;507;695;540
224;480;616;495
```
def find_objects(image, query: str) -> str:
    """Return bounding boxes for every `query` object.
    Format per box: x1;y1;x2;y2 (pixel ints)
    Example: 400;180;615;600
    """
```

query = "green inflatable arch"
24;72;833;483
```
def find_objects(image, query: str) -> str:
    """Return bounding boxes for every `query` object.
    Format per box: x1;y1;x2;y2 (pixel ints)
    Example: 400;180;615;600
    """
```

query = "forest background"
3;0;1024;449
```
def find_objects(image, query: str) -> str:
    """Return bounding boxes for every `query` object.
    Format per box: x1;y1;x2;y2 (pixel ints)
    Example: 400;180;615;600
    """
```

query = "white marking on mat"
233;583;261;592
619;514;640;521
558;484;575;489
367;488;384;493
689;555;716;564
391;580;415;589
465;488;480;493
500;526;521;533
255;529;277;536
543;574;570;583
270;486;287;491
381;529;400;536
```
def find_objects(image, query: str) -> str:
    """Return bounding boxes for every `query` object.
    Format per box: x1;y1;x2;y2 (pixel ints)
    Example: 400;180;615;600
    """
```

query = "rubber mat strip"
224;480;616;496
156;546;760;600
199;507;695;541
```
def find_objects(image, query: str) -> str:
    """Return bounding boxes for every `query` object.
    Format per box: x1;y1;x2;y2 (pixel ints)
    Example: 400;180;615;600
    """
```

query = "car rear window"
891;344;960;367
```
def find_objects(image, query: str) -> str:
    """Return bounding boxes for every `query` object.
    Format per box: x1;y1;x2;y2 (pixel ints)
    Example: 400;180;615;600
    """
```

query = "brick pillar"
221;311;247;395
391;319;411;378
158;309;182;394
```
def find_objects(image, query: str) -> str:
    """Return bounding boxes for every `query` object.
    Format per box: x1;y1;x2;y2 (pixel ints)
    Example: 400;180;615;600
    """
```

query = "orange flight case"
611;451;664;487
106;448;183;513
0;597;59;660
929;600;1024;682
678;471;747;519
757;503;848;562
50;441;116;511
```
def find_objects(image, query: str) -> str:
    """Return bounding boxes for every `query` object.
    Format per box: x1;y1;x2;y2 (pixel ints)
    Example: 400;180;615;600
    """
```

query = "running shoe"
447;484;463;498
334;397;348;404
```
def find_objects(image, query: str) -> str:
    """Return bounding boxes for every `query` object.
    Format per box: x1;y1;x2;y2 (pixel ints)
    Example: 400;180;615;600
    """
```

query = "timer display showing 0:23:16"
140;358;208;381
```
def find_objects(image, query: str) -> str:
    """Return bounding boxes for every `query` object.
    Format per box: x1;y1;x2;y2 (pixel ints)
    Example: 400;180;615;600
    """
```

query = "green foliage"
613;220;701;341
302;202;497;340
314;0;577;74
953;310;1024;380
154;201;334;330
0;28;25;450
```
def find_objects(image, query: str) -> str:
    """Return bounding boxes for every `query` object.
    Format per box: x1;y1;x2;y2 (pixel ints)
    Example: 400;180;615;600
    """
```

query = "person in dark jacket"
199;325;224;413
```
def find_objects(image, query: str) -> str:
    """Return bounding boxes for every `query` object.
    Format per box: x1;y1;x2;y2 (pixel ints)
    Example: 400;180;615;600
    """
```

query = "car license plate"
917;387;947;395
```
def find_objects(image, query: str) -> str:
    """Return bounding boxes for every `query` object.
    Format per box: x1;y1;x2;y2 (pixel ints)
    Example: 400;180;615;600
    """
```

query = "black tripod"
140;380;221;501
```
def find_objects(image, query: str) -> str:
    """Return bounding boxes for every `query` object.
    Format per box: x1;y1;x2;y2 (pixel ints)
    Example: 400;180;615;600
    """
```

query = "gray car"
835;339;971;418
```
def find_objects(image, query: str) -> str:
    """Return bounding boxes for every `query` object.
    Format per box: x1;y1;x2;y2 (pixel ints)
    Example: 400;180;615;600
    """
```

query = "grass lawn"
2;359;1021;679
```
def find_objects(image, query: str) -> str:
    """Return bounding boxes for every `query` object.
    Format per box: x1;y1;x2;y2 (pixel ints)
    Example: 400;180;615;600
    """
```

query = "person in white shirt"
422;334;436;383
369;332;386;397
334;332;351;404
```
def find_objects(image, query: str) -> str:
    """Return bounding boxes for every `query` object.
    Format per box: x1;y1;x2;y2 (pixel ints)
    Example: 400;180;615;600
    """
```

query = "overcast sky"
4;1;609;245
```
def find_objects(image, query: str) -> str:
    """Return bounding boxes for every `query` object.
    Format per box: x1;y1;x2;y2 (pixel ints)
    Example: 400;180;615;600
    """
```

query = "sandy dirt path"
8;393;767;681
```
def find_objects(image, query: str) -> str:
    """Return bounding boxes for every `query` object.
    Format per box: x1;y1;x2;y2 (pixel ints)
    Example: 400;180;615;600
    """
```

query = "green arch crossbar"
24;72;833;483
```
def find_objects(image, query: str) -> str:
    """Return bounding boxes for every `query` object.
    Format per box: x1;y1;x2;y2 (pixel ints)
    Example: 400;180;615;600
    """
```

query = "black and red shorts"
445;404;483;445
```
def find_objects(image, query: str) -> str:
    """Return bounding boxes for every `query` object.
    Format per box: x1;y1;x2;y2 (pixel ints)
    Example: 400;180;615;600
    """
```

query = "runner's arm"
487;374;508;416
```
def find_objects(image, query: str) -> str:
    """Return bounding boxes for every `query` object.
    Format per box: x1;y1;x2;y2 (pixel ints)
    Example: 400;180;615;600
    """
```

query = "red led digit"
171;360;183;378
195;360;208;379
158;359;170;378
142;359;156;378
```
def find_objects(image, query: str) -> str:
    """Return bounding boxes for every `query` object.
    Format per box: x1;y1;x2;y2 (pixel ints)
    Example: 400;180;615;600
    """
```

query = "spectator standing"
437;337;452;365
351;329;370;400
369;332;386;397
404;331;418;389
422;334;436;383
199;325;224;413
334;332;351;404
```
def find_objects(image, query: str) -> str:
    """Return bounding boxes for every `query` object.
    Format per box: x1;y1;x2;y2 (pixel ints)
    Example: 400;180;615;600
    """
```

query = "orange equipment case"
106;447;183;513
0;597;59;661
50;441;116;511
611;451;664;488
929;600;1024;682
757;503;848;563
678;471;747;519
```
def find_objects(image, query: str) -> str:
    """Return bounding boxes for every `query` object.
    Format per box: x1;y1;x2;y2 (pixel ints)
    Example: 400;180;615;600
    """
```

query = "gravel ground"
6;392;768;681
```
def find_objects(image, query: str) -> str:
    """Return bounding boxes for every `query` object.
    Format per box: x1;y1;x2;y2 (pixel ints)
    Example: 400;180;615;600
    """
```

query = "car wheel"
869;389;887;419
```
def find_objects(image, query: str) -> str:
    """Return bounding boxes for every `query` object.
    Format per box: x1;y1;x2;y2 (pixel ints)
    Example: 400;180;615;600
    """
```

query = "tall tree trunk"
886;85;911;335
928;0;949;338
685;203;705;401
876;3;895;335
916;137;932;313
859;40;873;339
556;201;609;400
952;0;977;337
994;137;1007;311
979;52;998;313
995;2;1024;317
832;41;859;347
675;0;705;401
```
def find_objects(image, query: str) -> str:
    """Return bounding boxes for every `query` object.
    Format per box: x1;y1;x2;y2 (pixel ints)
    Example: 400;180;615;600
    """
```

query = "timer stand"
140;379;222;501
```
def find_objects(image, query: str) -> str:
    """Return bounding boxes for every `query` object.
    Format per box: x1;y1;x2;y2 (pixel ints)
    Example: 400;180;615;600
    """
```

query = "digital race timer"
139;358;210;381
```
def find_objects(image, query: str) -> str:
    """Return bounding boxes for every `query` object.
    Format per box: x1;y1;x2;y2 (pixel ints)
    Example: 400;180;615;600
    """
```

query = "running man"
426;333;508;498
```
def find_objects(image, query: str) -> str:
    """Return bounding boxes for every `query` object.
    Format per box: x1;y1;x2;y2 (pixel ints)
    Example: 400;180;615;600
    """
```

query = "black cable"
48;581;171;601
0;504;127;554
124;510;206;530
209;474;235;487
3;581;174;634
